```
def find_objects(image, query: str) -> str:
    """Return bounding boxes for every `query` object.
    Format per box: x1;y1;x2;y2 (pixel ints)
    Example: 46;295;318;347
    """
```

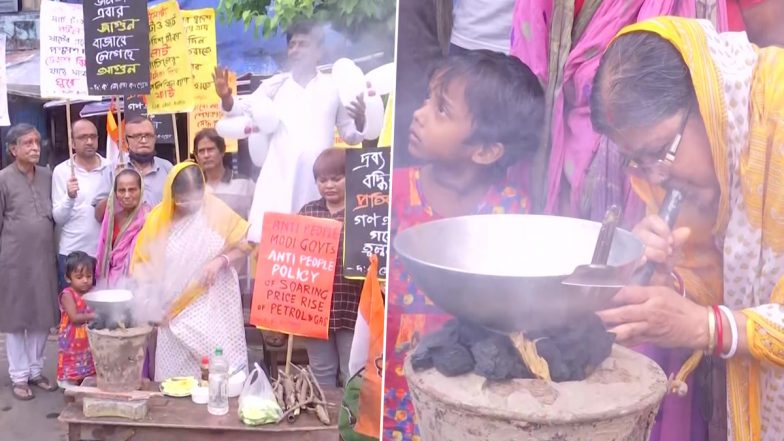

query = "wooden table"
59;384;341;441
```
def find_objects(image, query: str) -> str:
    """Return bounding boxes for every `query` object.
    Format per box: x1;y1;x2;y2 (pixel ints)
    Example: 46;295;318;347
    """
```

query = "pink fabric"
95;202;150;287
510;0;728;216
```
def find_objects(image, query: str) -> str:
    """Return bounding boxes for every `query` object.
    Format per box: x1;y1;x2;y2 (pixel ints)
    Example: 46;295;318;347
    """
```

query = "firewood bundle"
273;365;330;425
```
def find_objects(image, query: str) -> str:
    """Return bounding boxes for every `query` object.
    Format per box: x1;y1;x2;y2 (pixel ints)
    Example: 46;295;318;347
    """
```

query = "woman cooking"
591;16;784;441
95;169;149;287
131;162;252;380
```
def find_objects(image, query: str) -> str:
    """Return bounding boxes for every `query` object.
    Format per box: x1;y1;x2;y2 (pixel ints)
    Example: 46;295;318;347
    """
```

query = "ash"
410;315;615;382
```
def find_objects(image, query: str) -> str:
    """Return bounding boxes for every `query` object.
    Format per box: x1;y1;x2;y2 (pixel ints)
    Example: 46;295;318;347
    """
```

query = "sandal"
11;382;34;401
29;375;58;392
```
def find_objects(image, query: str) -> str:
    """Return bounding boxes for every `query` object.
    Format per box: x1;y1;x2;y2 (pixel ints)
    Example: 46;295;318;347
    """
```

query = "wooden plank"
59;388;342;433
65;386;163;401
74;423;339;441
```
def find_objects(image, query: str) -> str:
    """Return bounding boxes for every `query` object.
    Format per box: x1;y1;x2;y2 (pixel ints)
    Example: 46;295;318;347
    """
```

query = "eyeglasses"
624;103;692;183
174;198;203;210
127;134;155;142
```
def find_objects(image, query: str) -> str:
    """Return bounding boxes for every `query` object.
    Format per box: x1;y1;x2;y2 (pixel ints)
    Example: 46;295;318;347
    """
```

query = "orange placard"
250;212;342;340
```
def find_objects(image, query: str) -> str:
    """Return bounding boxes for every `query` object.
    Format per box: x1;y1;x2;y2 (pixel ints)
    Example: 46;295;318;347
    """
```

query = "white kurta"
226;72;364;243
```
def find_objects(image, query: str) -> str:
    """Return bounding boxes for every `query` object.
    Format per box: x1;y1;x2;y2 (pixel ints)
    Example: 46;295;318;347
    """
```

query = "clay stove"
406;345;666;441
72;290;157;420
393;214;668;440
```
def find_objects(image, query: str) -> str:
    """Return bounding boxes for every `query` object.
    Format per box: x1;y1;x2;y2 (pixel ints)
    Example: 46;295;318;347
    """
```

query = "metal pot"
393;214;644;333
83;289;134;329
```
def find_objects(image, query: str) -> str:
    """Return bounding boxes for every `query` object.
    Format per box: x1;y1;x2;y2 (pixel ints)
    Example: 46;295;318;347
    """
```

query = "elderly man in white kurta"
214;20;366;243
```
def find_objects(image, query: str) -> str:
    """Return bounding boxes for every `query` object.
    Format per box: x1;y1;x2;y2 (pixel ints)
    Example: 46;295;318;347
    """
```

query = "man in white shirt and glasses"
52;119;108;290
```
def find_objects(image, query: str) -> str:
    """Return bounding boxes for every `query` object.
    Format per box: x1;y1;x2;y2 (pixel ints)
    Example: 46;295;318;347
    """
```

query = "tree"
217;0;396;42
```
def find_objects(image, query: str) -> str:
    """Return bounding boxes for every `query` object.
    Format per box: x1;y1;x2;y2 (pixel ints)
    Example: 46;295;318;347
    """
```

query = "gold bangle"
706;307;716;355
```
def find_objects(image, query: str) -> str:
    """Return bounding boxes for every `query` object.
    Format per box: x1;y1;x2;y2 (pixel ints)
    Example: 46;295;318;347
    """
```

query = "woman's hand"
596;285;709;350
633;214;691;282
200;257;226;287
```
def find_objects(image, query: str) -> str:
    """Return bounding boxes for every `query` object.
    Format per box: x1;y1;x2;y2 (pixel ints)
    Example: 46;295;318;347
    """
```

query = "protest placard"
40;0;92;99
147;0;194;114
250;213;342;340
83;0;150;96
344;147;390;279
182;8;237;153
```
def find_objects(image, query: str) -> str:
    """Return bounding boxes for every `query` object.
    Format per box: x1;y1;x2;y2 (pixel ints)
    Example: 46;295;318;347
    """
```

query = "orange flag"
356;255;384;438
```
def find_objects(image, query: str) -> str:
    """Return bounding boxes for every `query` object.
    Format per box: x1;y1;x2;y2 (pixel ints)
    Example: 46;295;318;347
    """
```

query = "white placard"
39;0;93;99
0;35;9;127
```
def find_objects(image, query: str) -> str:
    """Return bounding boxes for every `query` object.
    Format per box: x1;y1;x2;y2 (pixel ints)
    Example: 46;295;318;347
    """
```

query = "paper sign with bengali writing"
182;8;237;153
147;0;194;114
0;36;9;126
83;0;150;96
124;95;175;144
250;213;341;340
344;147;390;280
40;0;92;99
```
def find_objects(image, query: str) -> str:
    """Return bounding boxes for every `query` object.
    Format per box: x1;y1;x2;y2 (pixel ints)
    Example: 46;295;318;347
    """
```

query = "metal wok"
393;214;644;333
83;289;134;329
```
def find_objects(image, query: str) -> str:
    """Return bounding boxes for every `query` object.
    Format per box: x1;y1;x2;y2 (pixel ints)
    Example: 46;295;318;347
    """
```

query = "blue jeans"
57;254;68;293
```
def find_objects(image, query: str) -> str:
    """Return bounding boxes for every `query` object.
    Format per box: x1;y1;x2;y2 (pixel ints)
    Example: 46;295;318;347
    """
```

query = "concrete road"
0;334;67;441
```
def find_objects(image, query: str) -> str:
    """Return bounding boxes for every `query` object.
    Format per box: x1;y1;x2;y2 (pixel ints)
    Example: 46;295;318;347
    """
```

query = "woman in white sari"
131;161;253;380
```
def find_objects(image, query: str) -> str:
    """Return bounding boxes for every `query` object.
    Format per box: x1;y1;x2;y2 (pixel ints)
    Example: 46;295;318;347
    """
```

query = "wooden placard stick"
285;334;294;376
65;99;74;176
172;113;181;163
117;96;125;166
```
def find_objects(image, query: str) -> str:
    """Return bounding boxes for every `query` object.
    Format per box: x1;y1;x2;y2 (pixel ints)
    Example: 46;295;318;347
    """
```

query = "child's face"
409;76;476;163
316;173;345;206
67;266;93;294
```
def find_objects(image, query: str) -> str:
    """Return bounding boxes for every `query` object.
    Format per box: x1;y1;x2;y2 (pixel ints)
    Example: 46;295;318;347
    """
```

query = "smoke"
92;238;182;328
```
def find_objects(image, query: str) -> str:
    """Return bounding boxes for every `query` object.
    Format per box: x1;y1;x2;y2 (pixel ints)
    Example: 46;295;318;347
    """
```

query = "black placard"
344;147;390;279
124;95;175;144
84;0;150;96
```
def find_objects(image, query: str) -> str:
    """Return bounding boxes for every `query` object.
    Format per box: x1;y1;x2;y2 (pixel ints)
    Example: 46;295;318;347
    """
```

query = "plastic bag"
238;363;282;426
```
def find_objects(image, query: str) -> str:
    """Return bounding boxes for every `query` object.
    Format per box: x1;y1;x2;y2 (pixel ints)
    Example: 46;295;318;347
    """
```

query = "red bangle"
712;305;723;357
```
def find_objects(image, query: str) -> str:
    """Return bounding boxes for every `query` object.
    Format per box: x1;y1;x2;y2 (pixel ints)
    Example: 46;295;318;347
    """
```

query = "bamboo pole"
65;99;74;176
172;114;181;163
115;96;125;166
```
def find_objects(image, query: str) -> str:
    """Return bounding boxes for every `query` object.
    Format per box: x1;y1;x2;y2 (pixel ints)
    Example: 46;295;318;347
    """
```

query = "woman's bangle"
718;305;739;359
706;307;716;355
219;254;231;268
712;305;723;357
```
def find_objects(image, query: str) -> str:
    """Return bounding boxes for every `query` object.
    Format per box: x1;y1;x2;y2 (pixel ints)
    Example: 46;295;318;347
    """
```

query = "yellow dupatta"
130;161;252;320
616;17;784;441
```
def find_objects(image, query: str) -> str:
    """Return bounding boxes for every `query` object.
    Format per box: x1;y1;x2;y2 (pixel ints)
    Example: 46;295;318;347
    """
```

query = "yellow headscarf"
614;17;784;441
130;161;252;318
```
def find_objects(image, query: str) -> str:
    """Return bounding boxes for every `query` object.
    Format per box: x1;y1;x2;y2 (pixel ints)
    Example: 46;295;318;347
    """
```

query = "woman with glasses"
591;17;784;441
130;162;253;380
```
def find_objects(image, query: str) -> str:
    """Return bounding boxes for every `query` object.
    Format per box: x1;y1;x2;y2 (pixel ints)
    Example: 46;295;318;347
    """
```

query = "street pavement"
0;334;67;441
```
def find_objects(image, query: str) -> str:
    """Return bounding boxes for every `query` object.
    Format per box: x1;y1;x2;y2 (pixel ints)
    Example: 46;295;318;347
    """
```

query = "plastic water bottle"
208;347;229;415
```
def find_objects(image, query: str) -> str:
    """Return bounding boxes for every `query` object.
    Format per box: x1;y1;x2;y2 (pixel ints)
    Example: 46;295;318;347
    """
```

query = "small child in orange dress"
56;251;97;389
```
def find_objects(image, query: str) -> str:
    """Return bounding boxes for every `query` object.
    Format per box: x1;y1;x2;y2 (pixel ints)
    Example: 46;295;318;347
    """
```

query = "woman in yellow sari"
131;161;253;380
591;16;784;441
